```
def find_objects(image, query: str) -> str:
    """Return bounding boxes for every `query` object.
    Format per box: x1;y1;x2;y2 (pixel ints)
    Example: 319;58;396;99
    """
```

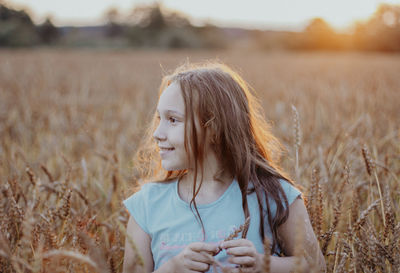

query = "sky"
4;0;400;31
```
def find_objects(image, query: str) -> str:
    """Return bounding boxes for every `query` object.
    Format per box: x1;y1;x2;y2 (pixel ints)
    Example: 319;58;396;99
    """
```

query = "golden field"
0;49;399;273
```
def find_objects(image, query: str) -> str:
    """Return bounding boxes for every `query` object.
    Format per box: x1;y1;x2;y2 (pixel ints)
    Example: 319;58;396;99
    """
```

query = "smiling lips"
159;147;174;151
159;147;174;156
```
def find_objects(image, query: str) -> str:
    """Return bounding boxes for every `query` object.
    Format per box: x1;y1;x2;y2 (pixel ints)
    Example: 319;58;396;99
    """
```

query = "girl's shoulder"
140;179;176;189
277;178;302;207
248;178;301;196
279;178;301;193
131;179;176;195
122;180;177;234
124;179;177;203
252;178;302;209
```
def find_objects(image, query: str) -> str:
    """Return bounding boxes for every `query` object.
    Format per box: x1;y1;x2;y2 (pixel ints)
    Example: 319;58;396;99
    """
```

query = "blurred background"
1;0;400;51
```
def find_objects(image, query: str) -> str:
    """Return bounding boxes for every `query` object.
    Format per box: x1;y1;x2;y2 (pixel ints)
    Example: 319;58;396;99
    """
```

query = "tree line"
1;2;400;52
0;4;59;46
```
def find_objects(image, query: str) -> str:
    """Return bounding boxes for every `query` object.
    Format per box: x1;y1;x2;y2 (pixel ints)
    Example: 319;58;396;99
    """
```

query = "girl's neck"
178;170;233;205
182;150;233;188
178;149;234;202
181;169;233;188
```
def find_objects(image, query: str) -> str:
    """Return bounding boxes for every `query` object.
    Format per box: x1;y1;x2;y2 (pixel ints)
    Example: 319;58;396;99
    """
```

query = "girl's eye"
169;117;177;123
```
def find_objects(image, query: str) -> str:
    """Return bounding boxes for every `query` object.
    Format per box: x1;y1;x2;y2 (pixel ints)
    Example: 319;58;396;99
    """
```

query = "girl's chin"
161;161;186;171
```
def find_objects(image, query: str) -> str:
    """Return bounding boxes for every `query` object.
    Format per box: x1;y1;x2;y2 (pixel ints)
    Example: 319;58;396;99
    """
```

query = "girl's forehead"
157;82;185;114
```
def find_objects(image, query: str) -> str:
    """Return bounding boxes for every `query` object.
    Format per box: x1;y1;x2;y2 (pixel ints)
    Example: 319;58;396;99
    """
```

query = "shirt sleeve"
123;184;150;234
279;179;302;208
264;179;302;219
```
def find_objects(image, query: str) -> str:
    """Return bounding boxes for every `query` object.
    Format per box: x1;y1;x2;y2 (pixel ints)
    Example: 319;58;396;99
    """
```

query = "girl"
122;62;326;273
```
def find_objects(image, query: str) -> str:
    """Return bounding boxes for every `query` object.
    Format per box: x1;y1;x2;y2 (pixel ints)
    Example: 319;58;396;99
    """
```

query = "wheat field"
0;49;399;273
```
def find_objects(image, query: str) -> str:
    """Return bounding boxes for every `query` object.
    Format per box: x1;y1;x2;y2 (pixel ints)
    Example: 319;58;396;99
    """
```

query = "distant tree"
371;4;400;51
105;7;119;23
0;4;39;46
128;3;167;30
305;18;335;35
130;3;191;29
36;17;60;44
353;3;400;52
104;7;124;37
0;4;33;24
126;3;203;48
304;18;342;50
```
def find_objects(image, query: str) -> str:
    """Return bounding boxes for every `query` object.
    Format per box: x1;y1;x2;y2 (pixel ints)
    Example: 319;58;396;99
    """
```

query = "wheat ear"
224;217;251;242
291;104;301;182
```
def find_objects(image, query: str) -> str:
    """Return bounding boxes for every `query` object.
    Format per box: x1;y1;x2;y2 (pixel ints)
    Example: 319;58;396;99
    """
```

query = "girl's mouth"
159;147;174;151
159;147;175;156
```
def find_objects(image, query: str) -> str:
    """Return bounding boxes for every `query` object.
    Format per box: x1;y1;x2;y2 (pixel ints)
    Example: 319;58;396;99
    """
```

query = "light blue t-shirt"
123;178;301;271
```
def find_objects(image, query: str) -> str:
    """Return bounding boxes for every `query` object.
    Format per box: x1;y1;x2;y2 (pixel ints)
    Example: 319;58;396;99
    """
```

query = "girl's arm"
122;216;154;273
220;197;326;273
272;197;326;272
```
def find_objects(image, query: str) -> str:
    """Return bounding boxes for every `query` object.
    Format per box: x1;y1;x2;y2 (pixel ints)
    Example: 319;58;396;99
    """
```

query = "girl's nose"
153;124;166;142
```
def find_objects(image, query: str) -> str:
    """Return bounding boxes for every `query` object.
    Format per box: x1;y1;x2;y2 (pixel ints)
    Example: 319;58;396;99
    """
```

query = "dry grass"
0;49;399;272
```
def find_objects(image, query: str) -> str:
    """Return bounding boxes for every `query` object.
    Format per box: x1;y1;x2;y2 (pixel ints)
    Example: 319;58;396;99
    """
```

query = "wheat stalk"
291;104;301;182
115;220;144;268
353;199;381;234
25;167;37;186
262;236;271;273
42;249;99;271
40;164;54;183
224;217;251;242
382;184;395;243
212;217;251;271
362;144;386;227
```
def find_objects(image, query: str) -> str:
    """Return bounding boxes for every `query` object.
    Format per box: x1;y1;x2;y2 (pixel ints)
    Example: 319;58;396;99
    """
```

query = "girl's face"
153;82;188;171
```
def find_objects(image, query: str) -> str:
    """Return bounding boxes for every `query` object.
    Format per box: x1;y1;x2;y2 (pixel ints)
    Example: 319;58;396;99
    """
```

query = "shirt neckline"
174;177;237;209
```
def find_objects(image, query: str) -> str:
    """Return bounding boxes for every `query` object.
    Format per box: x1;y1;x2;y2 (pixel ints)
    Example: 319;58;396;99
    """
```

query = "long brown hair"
135;61;296;254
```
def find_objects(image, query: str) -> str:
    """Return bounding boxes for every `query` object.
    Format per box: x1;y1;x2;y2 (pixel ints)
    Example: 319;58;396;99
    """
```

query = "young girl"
122;62;326;273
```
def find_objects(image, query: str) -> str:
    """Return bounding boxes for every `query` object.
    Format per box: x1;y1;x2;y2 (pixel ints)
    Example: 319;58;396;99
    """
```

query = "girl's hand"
219;239;263;273
171;242;219;273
